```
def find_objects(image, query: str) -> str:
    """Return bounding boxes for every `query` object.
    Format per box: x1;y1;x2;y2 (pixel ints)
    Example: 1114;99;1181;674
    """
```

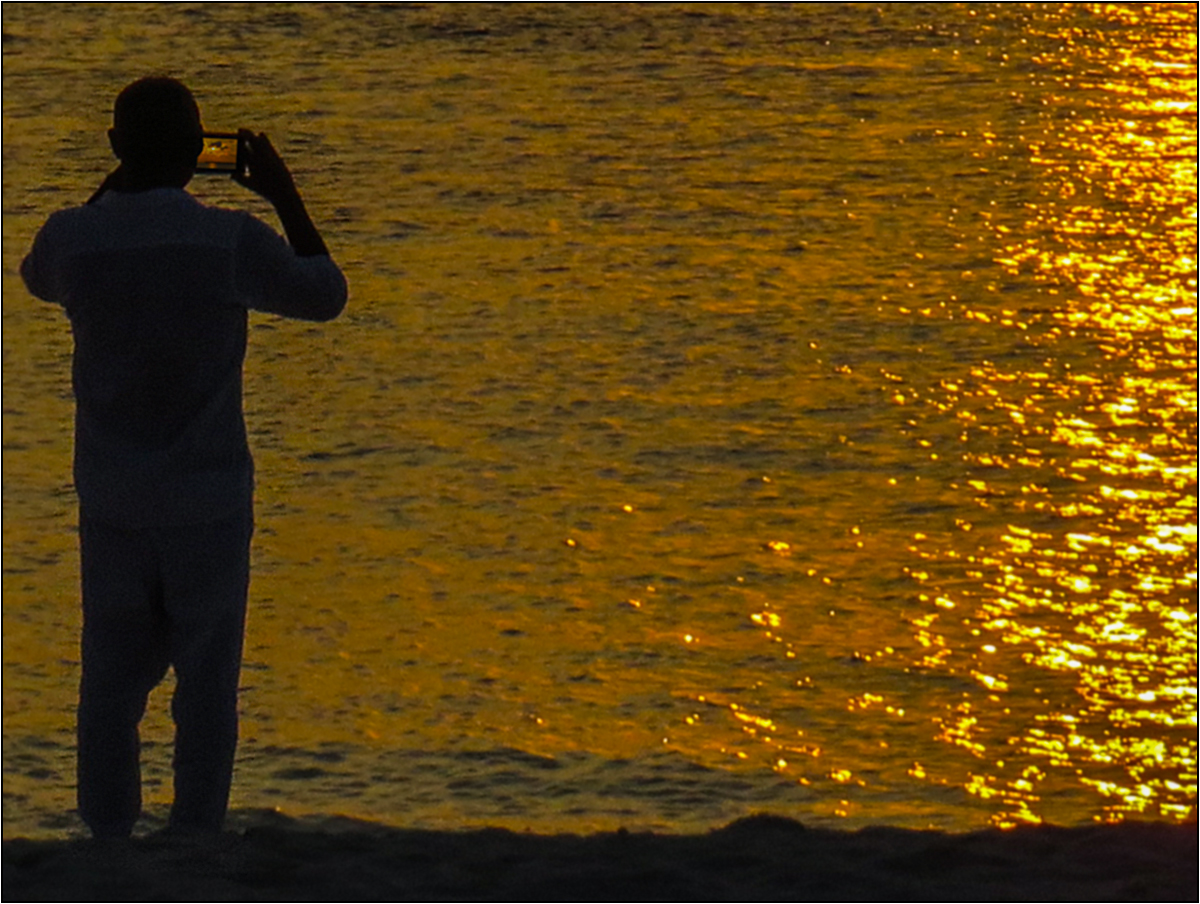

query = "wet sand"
3;812;1194;902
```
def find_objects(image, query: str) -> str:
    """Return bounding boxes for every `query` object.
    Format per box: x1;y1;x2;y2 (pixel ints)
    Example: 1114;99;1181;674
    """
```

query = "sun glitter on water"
906;2;1197;826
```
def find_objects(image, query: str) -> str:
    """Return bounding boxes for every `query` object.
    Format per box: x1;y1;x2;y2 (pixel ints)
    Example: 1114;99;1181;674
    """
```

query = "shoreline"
4;811;1195;901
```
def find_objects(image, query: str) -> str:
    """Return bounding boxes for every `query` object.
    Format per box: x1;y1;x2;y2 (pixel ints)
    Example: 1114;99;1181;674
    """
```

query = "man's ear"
108;127;125;160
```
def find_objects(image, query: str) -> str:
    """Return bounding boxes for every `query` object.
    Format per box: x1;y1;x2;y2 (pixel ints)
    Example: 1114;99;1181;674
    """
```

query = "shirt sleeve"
233;213;348;322
20;218;60;304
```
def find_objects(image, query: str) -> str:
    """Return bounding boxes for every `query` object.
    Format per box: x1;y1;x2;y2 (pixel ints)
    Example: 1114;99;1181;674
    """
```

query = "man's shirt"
21;187;347;527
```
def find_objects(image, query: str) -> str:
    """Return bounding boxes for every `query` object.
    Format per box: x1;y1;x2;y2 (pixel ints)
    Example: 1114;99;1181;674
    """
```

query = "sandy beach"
3;812;1194;902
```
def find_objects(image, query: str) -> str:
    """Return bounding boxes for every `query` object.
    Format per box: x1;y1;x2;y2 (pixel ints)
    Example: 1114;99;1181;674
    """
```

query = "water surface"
3;3;1195;837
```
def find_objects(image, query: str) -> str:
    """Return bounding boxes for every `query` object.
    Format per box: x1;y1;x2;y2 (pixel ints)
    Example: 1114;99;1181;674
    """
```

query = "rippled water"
3;3;1196;838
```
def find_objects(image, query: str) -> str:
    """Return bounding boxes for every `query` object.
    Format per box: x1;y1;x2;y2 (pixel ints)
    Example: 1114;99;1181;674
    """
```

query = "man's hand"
233;130;299;207
233;130;329;257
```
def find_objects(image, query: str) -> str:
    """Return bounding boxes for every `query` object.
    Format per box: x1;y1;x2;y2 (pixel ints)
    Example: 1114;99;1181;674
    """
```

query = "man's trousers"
76;507;253;837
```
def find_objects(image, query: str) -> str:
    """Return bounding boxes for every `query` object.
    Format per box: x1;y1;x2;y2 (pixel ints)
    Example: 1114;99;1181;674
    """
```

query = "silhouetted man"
20;77;347;838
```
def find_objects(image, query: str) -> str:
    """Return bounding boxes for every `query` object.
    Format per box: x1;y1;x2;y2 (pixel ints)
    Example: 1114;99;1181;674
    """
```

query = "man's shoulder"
84;189;260;251
35;200;99;234
180;194;260;236
25;203;102;267
172;193;280;242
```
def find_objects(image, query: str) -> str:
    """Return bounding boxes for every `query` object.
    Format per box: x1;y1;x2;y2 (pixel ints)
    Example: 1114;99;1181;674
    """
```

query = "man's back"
22;187;346;527
20;76;347;839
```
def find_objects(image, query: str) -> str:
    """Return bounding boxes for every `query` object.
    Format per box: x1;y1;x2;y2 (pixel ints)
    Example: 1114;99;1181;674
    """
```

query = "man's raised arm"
234;130;330;258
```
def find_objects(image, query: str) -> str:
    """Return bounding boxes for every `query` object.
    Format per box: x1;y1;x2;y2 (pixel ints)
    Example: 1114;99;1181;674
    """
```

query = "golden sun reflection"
909;2;1197;825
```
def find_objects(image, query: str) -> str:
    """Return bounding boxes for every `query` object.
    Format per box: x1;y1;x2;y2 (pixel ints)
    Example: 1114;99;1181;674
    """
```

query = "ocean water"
2;3;1195;838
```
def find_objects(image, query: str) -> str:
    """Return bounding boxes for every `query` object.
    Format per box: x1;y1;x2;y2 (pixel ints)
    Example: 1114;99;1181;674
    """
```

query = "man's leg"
159;508;253;832
77;518;171;838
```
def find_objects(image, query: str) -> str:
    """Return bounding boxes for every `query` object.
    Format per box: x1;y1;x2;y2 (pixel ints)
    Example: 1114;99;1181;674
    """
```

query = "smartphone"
196;131;245;176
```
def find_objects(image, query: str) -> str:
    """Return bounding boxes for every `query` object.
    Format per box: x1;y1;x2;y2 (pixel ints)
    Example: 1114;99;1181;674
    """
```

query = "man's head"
108;77;204;188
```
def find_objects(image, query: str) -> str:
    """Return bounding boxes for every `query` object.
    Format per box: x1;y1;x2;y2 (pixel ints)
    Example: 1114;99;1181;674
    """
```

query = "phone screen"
196;132;240;175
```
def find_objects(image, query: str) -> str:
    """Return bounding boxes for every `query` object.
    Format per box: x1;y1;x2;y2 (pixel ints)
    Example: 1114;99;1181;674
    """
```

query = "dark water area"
3;3;1196;838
